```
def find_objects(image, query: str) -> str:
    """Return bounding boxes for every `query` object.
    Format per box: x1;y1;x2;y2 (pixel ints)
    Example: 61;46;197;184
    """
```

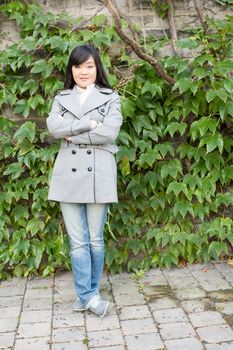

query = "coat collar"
56;85;113;119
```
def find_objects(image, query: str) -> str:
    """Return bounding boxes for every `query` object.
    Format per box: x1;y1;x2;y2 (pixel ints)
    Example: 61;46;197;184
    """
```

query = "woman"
46;44;122;317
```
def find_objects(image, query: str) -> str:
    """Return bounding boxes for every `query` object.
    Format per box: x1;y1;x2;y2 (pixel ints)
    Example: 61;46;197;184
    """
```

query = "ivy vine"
0;1;233;278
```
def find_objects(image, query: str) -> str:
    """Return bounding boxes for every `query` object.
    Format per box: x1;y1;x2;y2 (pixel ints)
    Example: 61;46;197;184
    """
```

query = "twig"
100;0;175;85
140;3;147;50
112;0;141;42
193;0;208;34
72;5;105;30
166;0;178;54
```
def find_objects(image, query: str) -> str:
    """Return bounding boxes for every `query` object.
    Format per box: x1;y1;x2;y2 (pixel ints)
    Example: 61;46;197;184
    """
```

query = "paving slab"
119;305;151;320
215;301;233;315
0;332;15;348
125;332;164;350
20;309;52;324
16;321;51;338
22;298;52;311
52;326;86;344
189;311;226;327
0;306;21;319
14;337;50;350
181;298;215;313
85;314;120;331
196;324;233;343
121;318;156;335
205;343;233;350
87;329;124;347
148;295;180;310
153;307;188;324
174;287;207;300
159;321;196;339
0;317;18;332
51;342;88;350
165;337;204;350
0;261;233;349
53;312;85;328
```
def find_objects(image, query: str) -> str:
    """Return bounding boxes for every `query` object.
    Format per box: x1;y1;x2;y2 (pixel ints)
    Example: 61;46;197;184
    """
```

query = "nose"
80;67;88;75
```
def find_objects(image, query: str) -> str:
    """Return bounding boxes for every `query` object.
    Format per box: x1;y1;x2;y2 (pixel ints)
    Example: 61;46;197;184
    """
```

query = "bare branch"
112;0;141;42
166;0;178;55
100;0;175;85
193;0;208;34
72;5;105;30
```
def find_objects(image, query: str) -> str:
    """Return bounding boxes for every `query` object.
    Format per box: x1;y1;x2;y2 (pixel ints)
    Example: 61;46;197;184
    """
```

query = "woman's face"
72;56;97;89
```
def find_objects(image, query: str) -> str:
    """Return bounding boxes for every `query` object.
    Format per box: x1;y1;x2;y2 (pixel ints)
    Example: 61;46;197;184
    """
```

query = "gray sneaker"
72;297;85;312
85;295;110;318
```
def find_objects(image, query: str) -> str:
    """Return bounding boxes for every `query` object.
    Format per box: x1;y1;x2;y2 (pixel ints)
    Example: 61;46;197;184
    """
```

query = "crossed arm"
46;92;123;145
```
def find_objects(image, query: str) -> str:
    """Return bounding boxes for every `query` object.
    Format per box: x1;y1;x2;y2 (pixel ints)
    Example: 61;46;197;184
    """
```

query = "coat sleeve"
46;97;92;139
69;92;122;145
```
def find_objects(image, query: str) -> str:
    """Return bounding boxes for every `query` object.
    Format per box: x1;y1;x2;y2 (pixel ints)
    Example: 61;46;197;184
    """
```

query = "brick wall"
0;0;232;50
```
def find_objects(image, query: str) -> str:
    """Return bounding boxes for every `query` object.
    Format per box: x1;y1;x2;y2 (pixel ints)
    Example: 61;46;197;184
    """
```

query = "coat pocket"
89;105;107;122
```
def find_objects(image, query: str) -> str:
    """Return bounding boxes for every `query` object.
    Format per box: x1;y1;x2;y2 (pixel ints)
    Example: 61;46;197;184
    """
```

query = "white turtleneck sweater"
76;84;95;106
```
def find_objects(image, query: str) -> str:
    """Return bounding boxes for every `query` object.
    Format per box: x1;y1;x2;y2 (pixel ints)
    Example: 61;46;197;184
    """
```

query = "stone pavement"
1;261;233;350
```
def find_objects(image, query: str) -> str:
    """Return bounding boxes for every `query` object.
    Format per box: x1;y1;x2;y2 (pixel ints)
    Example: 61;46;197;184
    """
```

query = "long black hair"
64;44;112;90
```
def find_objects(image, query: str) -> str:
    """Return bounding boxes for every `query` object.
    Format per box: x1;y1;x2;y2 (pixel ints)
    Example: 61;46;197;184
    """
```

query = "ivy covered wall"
0;0;233;278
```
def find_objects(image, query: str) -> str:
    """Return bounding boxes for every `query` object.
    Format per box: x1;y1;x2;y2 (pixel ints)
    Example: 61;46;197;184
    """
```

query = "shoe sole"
72;307;86;312
99;301;110;318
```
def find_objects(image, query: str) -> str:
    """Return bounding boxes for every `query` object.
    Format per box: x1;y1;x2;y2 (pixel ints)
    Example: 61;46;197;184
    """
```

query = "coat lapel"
56;86;82;119
56;85;112;119
81;86;112;115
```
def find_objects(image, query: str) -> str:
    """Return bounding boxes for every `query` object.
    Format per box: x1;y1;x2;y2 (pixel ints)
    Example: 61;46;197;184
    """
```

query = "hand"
64;137;71;141
90;120;98;129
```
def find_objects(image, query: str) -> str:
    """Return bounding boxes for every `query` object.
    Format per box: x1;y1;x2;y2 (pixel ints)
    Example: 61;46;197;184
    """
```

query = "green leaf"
142;81;162;97
155;142;174;158
17;139;33;156
31;59;53;76
166;181;188;197
3;163;24;179
26;219;45;236
132;114;152;134
14;99;30;117
28;94;44;110
222;165;233;184
173;78;191;93
173;201;194;219
138;149;162;167
161;159;183;179
121;98;135;118
120;156;130;176
190;118;218;140
12;205;29;221
206;89;214;104
199;133;224;153
208;241;228;259
126;240;145;255
176;38;199;49
20;37;36;51
14;122;36;143
21;79;38;94
165;122;187;137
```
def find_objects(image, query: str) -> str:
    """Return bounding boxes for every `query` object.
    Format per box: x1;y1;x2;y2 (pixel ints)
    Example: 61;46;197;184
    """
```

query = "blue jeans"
60;202;108;306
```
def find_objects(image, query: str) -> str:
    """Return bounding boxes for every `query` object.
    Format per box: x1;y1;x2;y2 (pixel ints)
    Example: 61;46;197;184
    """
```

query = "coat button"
87;150;91;154
72;168;77;172
61;107;66;111
72;150;76;154
88;167;92;172
100;108;105;113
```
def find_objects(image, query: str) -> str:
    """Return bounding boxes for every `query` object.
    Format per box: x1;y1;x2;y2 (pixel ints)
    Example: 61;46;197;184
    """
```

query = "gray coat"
46;85;123;203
